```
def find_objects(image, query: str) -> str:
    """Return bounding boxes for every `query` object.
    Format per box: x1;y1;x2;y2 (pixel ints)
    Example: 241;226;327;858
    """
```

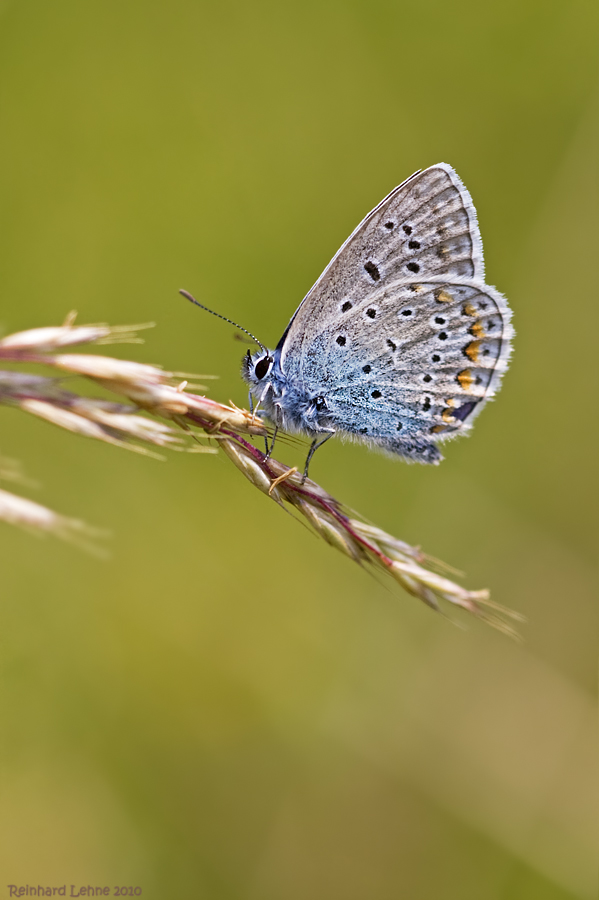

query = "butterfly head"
242;348;276;390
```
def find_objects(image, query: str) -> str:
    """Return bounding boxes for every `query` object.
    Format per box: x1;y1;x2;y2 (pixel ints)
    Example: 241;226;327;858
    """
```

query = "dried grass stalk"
0;317;524;636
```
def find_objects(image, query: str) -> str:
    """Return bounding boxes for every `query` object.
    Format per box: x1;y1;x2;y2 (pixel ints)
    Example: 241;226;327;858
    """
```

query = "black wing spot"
423;374;432;383
401;309;413;317
371;390;382;399
432;354;441;362
366;308;376;319
407;262;420;273
387;339;396;351
408;239;420;249
359;427;368;434
438;331;448;341
453;401;477;421
362;364;371;374
396;422;403;431
402;225;412;235
384;221;395;230
423;397;431;411
435;316;446;324
341;301;352;312
364;261;381;281
336;335;346;346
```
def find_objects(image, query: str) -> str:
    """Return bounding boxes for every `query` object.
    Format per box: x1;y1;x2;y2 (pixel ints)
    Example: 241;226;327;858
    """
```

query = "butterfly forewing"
280;163;485;373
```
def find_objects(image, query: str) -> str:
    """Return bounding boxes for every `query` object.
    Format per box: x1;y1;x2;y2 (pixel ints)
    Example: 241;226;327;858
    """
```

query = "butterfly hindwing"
296;278;512;459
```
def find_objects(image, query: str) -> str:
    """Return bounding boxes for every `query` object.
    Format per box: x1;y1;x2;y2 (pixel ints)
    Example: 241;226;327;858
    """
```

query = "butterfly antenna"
180;289;268;356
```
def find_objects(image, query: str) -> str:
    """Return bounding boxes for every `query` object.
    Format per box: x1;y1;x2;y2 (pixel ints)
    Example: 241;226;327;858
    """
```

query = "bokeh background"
0;1;596;897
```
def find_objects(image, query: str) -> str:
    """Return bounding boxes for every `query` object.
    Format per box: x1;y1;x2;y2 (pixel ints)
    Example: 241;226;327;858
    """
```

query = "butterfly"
186;163;513;479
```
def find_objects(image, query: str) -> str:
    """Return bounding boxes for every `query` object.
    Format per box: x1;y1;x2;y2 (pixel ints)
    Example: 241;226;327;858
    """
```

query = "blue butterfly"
186;163;513;479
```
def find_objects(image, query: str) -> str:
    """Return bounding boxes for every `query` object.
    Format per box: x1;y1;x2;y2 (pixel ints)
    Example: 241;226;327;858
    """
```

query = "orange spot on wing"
469;321;485;338
458;369;475;390
441;399;456;423
434;289;453;303
462;303;477;316
430;425;447;433
464;340;481;362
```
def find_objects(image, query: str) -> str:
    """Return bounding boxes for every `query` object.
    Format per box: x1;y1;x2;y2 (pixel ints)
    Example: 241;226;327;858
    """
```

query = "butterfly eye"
254;356;272;380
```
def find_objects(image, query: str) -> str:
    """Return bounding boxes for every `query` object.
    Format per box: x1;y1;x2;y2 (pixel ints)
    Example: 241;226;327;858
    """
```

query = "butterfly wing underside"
278;163;513;459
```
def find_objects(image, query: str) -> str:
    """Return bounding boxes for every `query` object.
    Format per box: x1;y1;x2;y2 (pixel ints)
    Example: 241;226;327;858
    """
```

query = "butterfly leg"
247;389;272;454
264;425;279;460
302;430;335;483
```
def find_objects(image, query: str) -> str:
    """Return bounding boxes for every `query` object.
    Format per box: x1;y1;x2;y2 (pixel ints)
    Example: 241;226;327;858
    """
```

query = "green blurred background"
0;1;596;897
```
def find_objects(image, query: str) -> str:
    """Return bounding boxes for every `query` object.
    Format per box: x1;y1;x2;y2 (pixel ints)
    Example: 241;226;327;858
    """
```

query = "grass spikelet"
0;488;108;555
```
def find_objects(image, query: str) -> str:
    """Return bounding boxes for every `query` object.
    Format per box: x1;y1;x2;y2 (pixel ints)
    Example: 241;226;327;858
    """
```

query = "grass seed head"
0;316;523;635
